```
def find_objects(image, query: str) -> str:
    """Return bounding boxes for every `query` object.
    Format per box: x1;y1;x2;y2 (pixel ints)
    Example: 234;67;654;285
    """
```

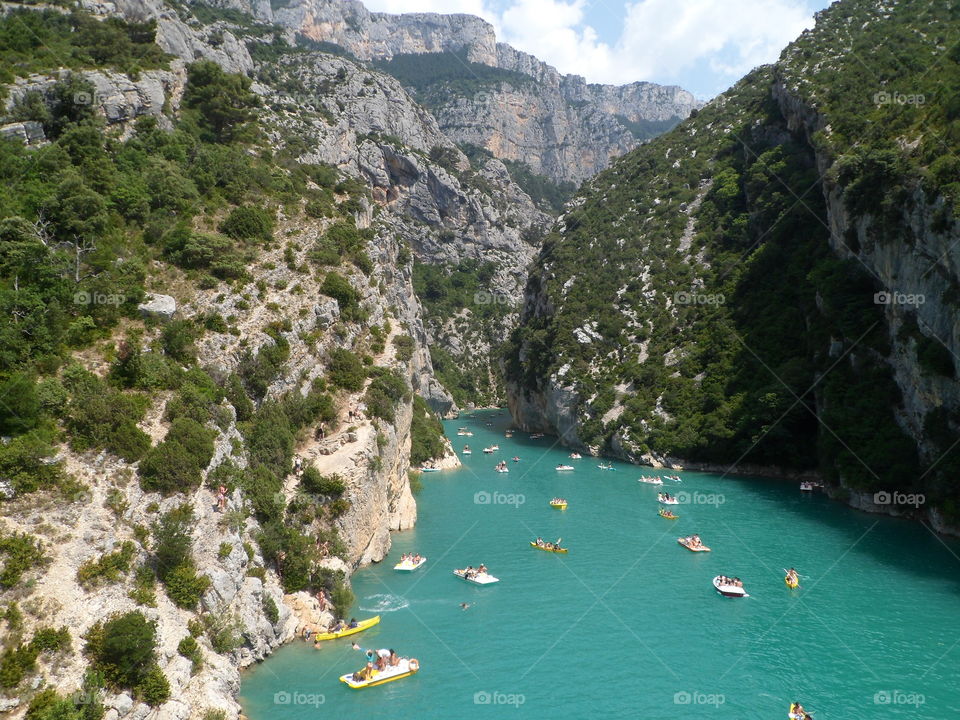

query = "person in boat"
478;563;488;574
353;662;375;682
787;568;799;583
331;619;346;632
348;617;358;629
388;649;400;667
691;534;701;547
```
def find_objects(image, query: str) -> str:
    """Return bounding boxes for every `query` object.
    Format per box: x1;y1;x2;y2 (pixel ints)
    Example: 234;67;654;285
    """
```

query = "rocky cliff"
242;0;700;184
505;0;960;530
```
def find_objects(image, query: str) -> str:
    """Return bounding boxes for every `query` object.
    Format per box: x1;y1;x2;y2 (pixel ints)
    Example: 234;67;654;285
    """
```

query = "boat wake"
359;593;410;613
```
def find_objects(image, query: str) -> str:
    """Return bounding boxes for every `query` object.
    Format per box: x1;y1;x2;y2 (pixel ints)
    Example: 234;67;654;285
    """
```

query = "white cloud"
359;0;815;94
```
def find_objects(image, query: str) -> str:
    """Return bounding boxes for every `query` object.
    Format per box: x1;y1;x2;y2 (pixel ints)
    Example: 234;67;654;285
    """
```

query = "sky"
359;0;834;99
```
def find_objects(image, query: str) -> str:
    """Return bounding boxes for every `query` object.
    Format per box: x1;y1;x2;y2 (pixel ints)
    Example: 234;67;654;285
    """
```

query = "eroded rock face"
3;68;185;137
262;0;700;184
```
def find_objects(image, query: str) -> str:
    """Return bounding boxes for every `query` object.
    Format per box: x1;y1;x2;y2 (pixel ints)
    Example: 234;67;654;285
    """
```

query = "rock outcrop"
260;0;700;184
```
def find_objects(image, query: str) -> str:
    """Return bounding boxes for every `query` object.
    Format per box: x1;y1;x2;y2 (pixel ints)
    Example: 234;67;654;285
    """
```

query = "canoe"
530;541;568;554
453;569;499;585
313;616;380;641
340;658;420;689
598;465;616;471
394;558;426;572
713;576;749;598
658;509;678;519
677;538;711;552
785;575;799;589
549;501;568;509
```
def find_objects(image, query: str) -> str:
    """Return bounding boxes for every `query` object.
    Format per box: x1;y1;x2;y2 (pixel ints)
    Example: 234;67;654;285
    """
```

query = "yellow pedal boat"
549;501;567;509
340;658;419;689
530;541;568;554
312;616;380;641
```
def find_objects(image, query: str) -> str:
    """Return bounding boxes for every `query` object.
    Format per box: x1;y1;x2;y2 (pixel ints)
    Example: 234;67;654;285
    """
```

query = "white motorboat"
713;576;748;598
453;569;499;585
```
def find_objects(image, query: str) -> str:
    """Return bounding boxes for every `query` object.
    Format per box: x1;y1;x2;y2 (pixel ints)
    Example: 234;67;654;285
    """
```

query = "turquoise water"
239;411;960;719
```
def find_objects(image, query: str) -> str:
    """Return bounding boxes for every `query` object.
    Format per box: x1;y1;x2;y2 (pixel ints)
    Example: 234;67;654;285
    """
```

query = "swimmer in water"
460;602;470;610
351;642;360;650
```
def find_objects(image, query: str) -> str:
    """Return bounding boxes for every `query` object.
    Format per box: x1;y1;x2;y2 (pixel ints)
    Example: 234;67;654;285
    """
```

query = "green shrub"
0;531;46;588
85;611;157;690
364;368;407;422
320;272;361;319
204;614;243;654
330;583;354;618
139;665;170;706
152;505;194;583
220;206;274;243
139;418;215;494
262;595;279;624
300;467;345;497
64;366;151;462
410;395;446;465
0;429;63;495
129;564;157;607
160;320;196;364
218;542;233;560
177;635;203;675
77;541;136;589
327;348;365;390
163;563;209;609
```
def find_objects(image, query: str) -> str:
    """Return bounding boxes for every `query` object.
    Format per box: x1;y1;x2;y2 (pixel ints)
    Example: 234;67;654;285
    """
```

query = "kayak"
340;657;420;689
313;616;380;641
658;508;678;519
555;465;575;471
598;465;616;471
549;501;568;509
677;537;711;552
530;541;568;554
713;576;749;598
453;569;499;585
420;467;439;472
394;557;427;572
785;575;799;589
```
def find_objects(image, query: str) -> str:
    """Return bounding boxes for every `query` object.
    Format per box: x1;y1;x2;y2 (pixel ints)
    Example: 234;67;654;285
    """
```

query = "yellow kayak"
785;575;799;589
313;616;380;641
549;501;567;509
340;658;419;689
530;541;568;554
658;508;678;519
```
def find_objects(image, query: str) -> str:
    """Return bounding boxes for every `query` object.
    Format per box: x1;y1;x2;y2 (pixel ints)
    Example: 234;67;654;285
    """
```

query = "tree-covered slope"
506;0;960;521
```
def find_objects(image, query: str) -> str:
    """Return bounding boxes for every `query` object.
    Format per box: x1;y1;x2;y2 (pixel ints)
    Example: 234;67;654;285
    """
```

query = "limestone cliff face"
256;0;700;184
